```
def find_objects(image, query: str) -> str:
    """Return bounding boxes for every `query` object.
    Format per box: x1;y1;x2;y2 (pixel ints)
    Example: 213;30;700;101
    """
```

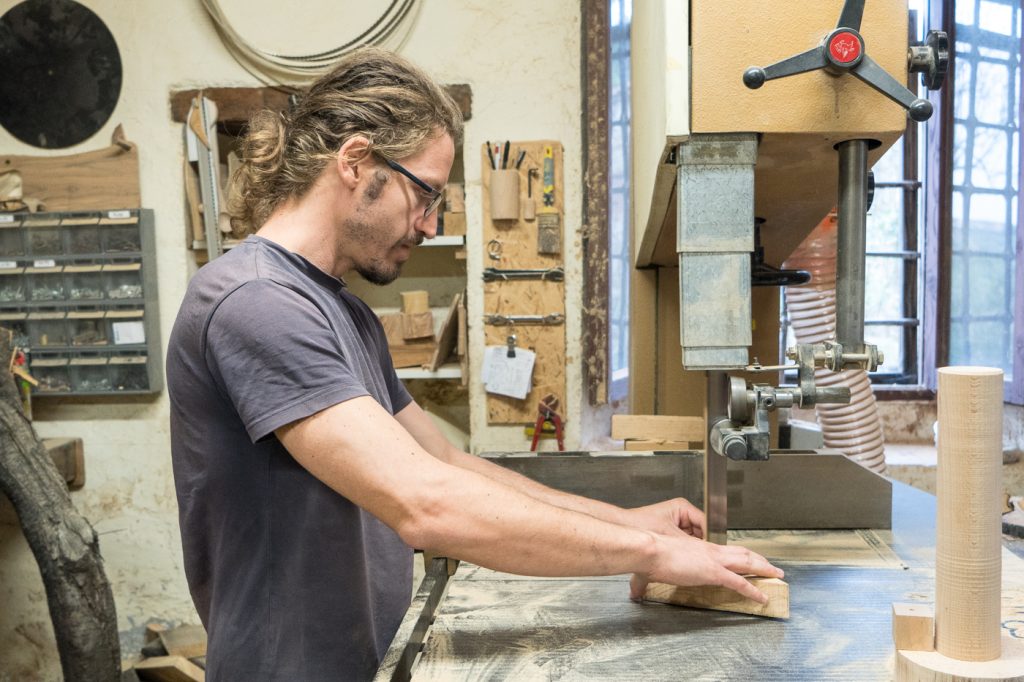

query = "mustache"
401;234;425;247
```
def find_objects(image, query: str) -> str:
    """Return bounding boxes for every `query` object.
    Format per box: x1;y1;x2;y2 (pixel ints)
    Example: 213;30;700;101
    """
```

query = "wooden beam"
643;577;789;619
611;414;705;443
892;603;934;652
169;84;472;124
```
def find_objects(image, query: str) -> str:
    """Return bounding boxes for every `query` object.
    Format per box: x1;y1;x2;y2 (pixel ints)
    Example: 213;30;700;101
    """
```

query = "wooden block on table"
623;440;698;452
644;577;789;619
158;624;207;659
892;603;934;652
400;290;430;314
401;311;434;340
134;655;205;682
612;414;705;444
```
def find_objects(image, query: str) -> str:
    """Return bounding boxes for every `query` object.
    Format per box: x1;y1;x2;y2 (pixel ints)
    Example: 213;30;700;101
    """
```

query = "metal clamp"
484;313;565;326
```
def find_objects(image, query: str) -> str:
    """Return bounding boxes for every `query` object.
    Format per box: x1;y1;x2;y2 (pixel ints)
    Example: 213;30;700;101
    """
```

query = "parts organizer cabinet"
0;209;162;396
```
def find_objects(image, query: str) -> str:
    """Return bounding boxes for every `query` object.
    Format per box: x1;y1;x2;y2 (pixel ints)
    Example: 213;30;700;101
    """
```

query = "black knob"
909;98;933;122
743;67;767;89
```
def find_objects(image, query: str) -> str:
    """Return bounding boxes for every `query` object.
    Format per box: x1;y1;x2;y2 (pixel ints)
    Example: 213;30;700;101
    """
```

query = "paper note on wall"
481;345;535;400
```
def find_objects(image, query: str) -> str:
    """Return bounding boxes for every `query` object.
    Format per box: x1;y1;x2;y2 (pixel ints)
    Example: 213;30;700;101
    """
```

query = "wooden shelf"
192;236;463;251
396;363;462;380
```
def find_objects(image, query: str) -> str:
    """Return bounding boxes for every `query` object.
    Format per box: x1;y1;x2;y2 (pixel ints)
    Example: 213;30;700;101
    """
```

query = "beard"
342;214;415;286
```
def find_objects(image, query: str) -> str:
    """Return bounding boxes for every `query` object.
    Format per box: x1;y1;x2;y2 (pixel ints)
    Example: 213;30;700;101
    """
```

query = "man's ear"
335;136;372;190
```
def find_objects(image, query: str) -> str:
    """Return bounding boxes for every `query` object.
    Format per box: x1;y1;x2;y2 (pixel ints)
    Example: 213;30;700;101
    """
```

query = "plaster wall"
0;1;584;678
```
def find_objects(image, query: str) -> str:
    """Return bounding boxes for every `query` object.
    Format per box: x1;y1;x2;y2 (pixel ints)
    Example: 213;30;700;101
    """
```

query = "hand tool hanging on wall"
484;313;565;326
482;267;564;282
529;394;565;451
537;146;561;254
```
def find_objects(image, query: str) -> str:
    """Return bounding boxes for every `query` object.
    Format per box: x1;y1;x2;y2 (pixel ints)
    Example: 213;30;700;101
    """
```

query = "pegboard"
481;141;565;425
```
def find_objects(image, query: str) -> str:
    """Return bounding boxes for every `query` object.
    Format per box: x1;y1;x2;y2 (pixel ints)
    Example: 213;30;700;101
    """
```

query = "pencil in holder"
489;169;520;221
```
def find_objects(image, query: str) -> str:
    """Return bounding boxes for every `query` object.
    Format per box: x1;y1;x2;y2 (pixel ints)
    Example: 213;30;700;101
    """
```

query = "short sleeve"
362;304;413;415
204;280;370;442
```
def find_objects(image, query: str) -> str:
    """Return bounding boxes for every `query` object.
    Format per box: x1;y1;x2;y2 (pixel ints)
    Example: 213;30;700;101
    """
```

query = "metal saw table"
376;464;1024;681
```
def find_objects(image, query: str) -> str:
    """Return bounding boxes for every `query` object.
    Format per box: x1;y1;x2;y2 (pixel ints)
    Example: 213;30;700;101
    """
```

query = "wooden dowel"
935;366;1003;662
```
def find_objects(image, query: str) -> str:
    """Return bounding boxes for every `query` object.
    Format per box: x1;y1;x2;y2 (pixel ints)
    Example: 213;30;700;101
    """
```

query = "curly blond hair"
234;47;463;228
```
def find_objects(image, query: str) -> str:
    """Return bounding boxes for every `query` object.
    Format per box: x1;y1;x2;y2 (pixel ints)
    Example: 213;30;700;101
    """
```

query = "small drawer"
26;267;65;302
31;357;71;393
28;312;68;347
66;223;102;255
0;268;26;302
26;222;64;256
0;224;25;257
107;309;146;345
104;264;143;300
110;354;149;391
70;357;112;392
68;311;108;346
101;219;142;253
0;311;29;349
64;265;105;300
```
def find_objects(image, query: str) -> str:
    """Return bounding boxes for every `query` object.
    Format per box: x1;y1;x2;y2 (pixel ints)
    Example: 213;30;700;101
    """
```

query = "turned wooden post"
935;366;1003;661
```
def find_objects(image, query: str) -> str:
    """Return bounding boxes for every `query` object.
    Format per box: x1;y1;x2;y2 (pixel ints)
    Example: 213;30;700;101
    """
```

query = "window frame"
927;0;1024;405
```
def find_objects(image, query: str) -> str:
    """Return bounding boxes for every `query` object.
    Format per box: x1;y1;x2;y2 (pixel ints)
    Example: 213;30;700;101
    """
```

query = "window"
947;0;1023;402
608;0;632;402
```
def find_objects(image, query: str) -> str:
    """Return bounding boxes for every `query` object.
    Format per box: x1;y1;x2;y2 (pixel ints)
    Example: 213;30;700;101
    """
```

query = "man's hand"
629;533;784;604
626;497;706;539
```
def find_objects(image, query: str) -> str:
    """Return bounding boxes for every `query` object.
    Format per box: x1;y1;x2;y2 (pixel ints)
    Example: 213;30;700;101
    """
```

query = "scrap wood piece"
400;290;430;314
429;294;461;371
611;414;705;444
892;603;934;652
158;624;207;659
401;311;434;340
134;655;205;682
644;577;789;619
0;125;140;211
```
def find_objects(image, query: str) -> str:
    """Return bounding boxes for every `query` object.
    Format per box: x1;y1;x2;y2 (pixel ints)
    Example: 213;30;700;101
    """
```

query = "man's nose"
415;211;439;240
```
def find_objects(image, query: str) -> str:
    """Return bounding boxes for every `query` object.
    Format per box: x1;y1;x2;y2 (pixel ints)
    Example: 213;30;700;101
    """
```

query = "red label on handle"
829;32;862;63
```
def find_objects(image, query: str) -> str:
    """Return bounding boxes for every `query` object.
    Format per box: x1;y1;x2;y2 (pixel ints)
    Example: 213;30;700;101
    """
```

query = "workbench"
377;481;1024;680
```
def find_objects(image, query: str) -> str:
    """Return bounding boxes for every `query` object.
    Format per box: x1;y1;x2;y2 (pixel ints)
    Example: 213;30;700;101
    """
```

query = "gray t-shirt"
167;236;414;681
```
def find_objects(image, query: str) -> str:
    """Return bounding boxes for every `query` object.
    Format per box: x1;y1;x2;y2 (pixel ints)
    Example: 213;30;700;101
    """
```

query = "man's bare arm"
278;396;781;601
394;401;706;538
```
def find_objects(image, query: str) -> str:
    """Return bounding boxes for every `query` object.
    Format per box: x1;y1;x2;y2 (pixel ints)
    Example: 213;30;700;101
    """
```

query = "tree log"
0;333;119;681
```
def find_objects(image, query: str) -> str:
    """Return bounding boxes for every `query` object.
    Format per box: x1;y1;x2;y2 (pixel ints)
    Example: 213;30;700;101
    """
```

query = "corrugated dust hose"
783;214;887;474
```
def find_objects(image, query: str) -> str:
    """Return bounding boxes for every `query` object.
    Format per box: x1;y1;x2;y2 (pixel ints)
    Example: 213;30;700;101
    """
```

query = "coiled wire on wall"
199;0;421;86
783;213;887;474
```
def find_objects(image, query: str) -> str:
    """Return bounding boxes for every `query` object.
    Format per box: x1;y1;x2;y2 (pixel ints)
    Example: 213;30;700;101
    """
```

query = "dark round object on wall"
0;0;122;148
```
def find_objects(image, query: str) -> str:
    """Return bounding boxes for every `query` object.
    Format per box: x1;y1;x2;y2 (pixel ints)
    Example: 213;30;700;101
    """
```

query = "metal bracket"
482;266;564;282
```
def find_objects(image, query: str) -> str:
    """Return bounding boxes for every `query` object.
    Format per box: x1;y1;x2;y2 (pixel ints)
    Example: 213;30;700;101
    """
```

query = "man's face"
343;133;455;285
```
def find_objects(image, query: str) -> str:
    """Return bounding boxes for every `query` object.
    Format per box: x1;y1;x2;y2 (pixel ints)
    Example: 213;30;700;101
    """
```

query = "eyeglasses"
383;157;444;218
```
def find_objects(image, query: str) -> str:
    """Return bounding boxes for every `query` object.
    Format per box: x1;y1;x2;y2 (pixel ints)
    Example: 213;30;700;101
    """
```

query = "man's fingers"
629;573;648;602
719;570;769;604
717;545;784;579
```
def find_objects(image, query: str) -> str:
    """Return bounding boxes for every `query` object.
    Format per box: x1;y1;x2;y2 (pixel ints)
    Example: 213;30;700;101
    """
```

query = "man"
167;47;782;681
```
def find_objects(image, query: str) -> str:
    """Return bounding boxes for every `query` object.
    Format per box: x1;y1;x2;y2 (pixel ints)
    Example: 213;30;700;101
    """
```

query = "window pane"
968;193;1009;252
969;127;1009;189
975;61;1010;124
968;254;1009;316
950;0;1021;386
866;188;903;251
865;256;904;321
866;325;904;375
